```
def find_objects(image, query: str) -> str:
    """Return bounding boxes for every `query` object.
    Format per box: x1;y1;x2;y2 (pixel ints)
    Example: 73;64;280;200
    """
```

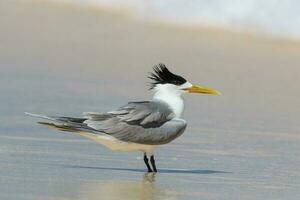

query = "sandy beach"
0;0;300;199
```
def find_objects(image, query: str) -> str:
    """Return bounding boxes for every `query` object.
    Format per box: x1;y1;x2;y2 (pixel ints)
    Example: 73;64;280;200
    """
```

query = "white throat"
152;84;185;118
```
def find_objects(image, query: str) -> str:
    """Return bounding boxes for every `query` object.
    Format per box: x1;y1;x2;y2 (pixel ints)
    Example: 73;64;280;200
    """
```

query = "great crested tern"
26;63;220;172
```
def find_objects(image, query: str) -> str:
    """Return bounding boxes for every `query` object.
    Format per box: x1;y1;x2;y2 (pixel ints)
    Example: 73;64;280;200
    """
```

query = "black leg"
150;155;157;172
144;153;152;172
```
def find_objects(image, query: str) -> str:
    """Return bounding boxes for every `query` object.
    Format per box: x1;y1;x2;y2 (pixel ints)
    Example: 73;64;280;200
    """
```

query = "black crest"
148;63;187;89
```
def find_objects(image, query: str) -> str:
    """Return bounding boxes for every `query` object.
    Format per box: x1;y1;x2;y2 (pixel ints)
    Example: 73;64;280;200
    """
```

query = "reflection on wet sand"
77;173;176;200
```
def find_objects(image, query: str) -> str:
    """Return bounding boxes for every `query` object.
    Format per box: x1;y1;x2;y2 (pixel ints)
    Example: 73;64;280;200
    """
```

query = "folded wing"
84;101;187;145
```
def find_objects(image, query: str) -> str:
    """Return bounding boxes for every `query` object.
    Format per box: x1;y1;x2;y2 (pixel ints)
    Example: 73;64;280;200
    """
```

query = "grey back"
84;101;187;145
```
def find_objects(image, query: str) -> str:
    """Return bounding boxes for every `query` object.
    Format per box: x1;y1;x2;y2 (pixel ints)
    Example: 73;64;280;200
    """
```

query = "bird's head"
149;63;221;96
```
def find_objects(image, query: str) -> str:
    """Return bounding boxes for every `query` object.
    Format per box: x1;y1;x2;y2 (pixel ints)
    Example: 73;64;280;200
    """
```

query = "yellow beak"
183;84;221;95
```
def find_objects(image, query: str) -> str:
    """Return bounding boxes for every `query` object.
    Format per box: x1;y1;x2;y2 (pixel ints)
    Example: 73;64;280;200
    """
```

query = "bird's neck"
152;89;184;118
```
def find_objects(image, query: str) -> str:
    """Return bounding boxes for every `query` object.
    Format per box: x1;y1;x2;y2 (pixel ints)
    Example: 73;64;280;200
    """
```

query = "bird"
26;63;220;172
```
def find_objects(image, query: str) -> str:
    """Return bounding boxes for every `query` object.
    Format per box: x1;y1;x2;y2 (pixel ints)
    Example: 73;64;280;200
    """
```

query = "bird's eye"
174;80;181;85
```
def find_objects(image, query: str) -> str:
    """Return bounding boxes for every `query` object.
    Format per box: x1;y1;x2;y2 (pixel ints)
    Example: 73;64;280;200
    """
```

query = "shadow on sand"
61;164;229;174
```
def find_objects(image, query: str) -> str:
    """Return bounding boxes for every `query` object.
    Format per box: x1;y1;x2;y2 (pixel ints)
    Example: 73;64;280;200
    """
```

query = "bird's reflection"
143;172;156;183
61;173;175;200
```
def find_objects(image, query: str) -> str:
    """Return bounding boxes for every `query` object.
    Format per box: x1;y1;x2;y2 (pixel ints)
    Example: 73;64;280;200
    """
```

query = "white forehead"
179;81;193;89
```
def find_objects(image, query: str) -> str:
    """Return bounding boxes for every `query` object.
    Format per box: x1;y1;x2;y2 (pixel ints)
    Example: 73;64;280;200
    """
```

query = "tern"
26;64;220;172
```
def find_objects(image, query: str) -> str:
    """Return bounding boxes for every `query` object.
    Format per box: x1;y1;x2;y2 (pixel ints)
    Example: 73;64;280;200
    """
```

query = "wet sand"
0;0;300;199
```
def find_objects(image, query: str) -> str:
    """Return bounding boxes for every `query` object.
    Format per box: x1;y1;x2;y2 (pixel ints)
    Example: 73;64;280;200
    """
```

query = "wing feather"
83;101;186;145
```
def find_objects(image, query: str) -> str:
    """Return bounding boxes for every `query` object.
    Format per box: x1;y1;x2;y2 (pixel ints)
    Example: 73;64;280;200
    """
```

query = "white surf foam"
47;0;300;40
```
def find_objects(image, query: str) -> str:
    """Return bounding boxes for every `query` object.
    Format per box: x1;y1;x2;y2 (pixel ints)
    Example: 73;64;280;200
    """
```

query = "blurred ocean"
48;0;300;40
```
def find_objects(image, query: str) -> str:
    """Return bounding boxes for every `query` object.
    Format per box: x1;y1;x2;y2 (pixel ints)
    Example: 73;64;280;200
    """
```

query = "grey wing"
84;101;187;145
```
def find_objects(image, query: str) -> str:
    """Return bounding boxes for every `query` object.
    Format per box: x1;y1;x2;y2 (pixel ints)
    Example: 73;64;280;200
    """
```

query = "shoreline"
36;0;300;46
